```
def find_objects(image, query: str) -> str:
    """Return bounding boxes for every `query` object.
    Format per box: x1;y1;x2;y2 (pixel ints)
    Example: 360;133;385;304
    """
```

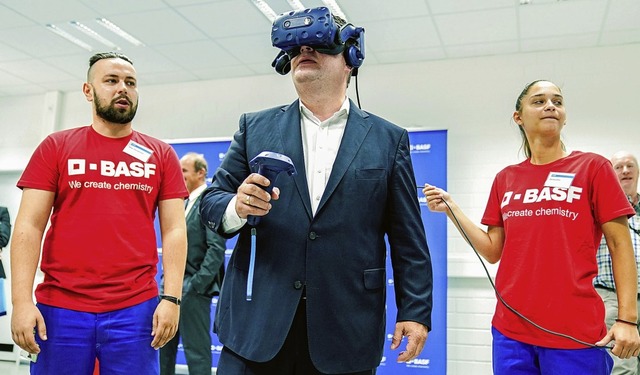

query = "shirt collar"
299;97;350;124
631;193;640;216
189;183;207;201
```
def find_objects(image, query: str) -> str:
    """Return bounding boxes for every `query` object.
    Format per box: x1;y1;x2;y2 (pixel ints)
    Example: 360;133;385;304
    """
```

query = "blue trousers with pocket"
32;297;159;375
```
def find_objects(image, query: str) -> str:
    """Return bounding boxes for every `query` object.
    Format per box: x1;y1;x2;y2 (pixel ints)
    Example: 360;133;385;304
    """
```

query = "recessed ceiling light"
95;18;144;47
321;0;348;20
46;24;93;51
70;21;120;50
251;0;278;22
286;0;306;11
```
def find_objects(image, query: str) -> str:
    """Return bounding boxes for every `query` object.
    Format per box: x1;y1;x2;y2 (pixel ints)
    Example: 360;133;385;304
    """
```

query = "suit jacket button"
308;232;317;240
293;281;303;289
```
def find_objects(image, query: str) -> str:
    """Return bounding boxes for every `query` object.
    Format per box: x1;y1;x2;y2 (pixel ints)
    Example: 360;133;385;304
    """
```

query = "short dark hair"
89;52;133;68
87;52;133;81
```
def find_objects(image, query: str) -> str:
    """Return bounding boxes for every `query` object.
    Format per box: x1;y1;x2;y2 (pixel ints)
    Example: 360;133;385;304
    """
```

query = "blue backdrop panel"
155;130;447;373
378;130;447;373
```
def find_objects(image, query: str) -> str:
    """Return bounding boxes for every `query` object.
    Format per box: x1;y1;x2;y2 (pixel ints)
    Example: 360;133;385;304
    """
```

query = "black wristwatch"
158;294;181;306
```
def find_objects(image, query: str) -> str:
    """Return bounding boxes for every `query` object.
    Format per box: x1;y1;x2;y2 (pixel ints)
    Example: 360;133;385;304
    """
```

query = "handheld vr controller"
247;151;297;226
270;7;365;75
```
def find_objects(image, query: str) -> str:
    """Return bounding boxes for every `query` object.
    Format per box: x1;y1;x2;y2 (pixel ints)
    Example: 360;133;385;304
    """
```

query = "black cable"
354;73;362;109
436;196;613;350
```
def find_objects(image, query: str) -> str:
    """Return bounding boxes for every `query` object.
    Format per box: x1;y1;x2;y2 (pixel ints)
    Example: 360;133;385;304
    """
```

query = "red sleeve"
158;144;188;201
482;174;504;227
592;159;635;225
17;136;60;192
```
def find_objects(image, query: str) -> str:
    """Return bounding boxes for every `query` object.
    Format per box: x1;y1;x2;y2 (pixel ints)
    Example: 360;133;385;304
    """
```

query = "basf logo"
409;143;432;153
406;357;431;369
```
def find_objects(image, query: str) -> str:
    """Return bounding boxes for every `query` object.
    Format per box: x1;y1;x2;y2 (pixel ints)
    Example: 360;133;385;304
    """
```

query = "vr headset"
270;7;365;76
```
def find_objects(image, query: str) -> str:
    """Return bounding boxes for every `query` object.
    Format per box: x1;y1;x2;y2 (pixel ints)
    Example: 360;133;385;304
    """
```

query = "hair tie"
615;318;639;327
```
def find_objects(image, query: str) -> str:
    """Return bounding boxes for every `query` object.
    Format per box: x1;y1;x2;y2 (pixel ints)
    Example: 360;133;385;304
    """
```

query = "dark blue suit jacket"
201;99;432;373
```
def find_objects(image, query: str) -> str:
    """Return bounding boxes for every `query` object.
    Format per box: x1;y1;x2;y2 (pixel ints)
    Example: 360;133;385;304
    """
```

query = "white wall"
1;43;639;372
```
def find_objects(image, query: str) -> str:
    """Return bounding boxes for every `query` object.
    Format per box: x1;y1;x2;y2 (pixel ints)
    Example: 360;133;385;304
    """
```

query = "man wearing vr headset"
201;7;433;374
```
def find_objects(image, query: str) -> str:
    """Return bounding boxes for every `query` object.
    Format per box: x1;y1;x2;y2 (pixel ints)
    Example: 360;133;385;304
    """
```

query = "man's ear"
83;82;93;102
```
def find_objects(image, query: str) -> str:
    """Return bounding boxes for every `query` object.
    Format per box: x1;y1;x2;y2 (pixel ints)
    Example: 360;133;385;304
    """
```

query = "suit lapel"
316;101;371;215
185;195;201;222
276;101;313;220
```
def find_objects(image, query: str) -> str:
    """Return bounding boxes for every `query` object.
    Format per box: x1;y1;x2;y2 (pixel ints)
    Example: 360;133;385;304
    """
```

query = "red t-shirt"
17;126;187;313
482;151;634;348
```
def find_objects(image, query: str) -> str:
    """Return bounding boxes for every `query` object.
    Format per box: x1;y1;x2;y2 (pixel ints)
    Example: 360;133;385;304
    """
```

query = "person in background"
160;152;226;375
0;206;9;250
424;80;640;374
0;206;9;268
595;150;640;374
200;8;432;375
0;206;10;317
10;52;187;375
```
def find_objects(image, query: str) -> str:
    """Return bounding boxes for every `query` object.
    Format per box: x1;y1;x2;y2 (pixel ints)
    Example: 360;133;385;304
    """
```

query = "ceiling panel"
446;40;519;59
41;53;93;78
175;1;270;39
0;25;90;57
0;41;31;61
520;33;599;53
0;59;76;83
216;34;277;66
141;69;199;86
604;0;640;31
154;40;241;70
427;0;514;15
365;16;441;51
339;0;430;22
79;0;168;16
518;0;607;39
0;0;637;97
0;3;33;29
374;46;446;64
105;9;207;45
4;0;95;24
435;8;517;46
597;29;640;45
0;68;30;85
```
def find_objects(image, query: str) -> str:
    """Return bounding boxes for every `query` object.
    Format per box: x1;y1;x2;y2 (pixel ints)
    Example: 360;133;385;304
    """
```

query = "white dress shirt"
185;183;207;217
222;97;350;232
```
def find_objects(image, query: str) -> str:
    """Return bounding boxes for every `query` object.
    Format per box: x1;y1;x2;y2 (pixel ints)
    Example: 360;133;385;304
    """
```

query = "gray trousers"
160;290;213;375
596;287;640;375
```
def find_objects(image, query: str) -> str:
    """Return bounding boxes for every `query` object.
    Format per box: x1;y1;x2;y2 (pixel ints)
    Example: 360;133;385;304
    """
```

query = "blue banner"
157;129;447;372
378;129;447;373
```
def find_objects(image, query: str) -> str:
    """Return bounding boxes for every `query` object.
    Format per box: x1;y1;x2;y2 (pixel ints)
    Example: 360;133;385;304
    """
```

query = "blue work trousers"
32;297;159;375
492;326;613;374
